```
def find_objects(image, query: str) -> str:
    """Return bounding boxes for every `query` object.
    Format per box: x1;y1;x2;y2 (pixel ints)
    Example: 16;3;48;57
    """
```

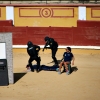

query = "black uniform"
43;37;58;65
27;41;41;72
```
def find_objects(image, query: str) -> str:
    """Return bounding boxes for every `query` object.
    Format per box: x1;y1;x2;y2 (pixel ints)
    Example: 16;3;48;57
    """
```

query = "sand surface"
0;49;100;100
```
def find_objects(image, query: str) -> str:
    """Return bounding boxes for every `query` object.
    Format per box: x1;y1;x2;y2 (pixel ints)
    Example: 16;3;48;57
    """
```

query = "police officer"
26;41;41;72
43;36;58;65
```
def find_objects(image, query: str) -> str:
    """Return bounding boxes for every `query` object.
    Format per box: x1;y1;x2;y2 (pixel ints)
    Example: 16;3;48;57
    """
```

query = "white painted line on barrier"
13;45;100;49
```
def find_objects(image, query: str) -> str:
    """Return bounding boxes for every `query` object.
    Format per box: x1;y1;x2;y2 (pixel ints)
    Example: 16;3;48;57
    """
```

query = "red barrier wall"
77;20;100;27
0;20;100;46
0;20;13;26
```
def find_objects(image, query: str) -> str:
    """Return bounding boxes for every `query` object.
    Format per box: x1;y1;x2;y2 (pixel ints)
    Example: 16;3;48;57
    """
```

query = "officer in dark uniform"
43;36;58;65
26;41;41;72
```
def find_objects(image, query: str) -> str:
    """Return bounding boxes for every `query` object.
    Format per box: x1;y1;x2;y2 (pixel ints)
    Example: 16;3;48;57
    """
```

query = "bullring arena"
0;0;100;100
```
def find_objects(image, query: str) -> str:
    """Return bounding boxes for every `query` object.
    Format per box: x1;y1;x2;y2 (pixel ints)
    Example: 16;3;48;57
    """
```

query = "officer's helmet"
44;36;49;41
27;41;33;47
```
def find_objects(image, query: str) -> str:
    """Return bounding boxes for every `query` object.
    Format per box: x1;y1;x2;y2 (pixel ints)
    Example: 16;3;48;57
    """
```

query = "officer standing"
26;41;41;72
43;36;58;65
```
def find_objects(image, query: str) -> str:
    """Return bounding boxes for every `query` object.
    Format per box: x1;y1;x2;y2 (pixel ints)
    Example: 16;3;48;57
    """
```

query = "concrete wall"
14;7;78;27
87;7;100;21
1;6;100;27
0;33;13;84
0;7;6;20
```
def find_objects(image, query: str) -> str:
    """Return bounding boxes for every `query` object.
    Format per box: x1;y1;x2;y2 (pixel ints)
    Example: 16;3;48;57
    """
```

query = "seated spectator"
57;47;75;75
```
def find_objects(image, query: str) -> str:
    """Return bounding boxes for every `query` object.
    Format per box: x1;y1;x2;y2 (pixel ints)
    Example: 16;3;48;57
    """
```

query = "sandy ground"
0;48;100;100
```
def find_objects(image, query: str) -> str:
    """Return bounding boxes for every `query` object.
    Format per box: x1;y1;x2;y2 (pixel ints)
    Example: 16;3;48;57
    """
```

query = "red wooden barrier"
1;26;99;46
72;27;96;46
0;20;13;26
77;20;100;27
0;20;100;46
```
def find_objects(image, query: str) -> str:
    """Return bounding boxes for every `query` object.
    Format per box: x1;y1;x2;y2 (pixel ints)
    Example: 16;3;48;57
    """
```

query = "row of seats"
0;0;100;4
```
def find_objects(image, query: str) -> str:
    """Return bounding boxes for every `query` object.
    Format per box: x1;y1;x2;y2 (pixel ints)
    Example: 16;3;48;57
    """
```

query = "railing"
0;0;99;4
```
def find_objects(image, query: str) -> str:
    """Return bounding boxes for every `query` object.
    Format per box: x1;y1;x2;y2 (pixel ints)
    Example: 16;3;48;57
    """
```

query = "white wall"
0;43;6;59
6;6;14;25
78;6;86;20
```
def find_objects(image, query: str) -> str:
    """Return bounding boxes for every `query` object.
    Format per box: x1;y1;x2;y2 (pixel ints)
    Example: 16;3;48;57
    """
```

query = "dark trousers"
51;48;58;65
28;56;41;71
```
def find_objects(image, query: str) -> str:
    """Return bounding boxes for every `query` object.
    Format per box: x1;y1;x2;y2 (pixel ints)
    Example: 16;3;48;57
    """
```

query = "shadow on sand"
71;66;78;73
61;66;78;74
47;60;61;64
14;73;26;83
